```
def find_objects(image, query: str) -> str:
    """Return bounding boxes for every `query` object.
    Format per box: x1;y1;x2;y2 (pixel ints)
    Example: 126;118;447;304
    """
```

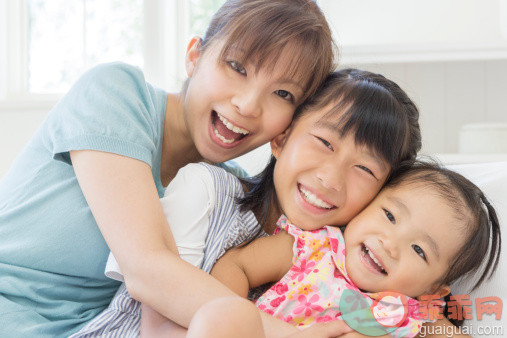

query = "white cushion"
446;161;507;336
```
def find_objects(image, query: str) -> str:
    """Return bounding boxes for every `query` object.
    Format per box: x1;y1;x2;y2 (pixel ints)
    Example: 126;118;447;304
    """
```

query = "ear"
417;284;451;300
270;126;292;159
185;36;202;77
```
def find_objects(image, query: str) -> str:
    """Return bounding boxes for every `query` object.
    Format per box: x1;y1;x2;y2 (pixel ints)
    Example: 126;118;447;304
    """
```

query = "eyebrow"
314;120;388;171
388;195;441;260
387;196;411;217
422;232;440;260
277;78;304;91
226;47;305;91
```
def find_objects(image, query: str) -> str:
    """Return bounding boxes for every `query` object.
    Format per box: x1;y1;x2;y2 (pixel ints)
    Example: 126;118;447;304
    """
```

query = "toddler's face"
344;182;464;298
271;104;390;229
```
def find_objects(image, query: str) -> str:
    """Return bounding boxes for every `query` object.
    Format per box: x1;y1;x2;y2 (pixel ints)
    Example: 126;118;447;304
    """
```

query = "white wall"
0;109;46;177
347;59;507;154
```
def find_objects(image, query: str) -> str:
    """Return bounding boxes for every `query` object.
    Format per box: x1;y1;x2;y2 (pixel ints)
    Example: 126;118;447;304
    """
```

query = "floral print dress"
255;215;436;337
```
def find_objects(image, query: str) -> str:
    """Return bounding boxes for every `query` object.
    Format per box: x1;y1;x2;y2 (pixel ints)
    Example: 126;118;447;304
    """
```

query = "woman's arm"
140;303;187;338
140;223;295;336
210;231;295;296
70;150;300;336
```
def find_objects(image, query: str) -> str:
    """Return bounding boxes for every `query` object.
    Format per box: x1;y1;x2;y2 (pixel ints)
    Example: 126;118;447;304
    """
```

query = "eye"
357;165;375;178
274;89;295;103
383;208;395;224
227;61;246;75
412;244;427;261
316;136;333;151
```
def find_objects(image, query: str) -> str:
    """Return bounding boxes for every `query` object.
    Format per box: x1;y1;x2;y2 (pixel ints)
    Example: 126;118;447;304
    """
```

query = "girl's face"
344;182;464;298
271;104;390;229
183;37;305;163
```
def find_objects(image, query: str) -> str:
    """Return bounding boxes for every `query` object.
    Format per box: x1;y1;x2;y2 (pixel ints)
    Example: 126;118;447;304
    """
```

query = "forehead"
218;38;313;92
300;104;390;169
383;183;465;260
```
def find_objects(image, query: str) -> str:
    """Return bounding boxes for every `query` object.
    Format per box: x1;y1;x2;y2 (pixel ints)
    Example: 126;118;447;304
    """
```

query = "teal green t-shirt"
0;63;169;337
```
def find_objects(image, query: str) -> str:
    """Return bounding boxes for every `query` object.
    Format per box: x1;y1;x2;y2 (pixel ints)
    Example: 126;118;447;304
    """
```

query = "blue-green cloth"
0;63;168;337
0;62;248;337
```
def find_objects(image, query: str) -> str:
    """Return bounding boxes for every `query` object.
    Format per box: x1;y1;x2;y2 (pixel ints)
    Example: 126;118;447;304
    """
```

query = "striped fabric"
71;163;264;337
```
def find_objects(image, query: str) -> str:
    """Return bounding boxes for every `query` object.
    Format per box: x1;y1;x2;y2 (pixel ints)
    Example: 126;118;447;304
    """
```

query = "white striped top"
71;163;264;337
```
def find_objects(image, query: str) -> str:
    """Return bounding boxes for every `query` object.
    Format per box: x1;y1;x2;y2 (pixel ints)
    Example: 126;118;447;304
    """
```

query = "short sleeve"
216;160;249;178
275;215;307;263
43;62;164;166
105;163;215;280
161;163;215;267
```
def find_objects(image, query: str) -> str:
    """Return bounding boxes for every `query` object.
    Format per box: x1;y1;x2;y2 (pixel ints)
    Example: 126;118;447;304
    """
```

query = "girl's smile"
359;243;387;276
296;183;337;214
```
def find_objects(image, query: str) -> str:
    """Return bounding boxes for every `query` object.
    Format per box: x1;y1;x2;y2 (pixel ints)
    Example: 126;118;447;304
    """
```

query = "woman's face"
271;104;390;229
182;37;306;163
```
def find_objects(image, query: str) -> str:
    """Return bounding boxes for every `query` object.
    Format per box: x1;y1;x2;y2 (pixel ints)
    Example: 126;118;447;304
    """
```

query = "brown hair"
201;0;336;103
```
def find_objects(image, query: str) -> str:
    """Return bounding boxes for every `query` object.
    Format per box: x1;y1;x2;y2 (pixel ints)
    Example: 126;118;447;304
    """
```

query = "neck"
261;192;283;235
160;93;203;186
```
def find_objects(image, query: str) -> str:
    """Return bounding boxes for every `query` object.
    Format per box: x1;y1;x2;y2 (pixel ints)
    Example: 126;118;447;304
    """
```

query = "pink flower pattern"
255;215;432;338
293;294;324;317
274;283;288;295
270;295;286;308
291;259;316;282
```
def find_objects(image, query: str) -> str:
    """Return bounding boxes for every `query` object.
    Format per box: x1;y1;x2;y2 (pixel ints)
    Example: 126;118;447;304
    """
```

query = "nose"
316;164;346;206
378;234;399;259
231;88;262;118
316;163;345;192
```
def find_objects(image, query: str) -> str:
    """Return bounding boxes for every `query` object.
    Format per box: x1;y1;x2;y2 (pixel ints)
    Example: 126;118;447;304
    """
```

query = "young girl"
189;161;501;338
132;69;423;337
0;1;334;336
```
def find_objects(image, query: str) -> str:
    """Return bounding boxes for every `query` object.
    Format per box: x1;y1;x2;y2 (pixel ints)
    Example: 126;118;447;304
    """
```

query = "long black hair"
239;69;422;229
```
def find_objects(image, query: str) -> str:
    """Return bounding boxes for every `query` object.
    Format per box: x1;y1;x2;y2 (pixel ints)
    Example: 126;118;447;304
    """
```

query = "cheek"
351;180;381;207
194;64;229;95
341;185;379;223
262;105;294;136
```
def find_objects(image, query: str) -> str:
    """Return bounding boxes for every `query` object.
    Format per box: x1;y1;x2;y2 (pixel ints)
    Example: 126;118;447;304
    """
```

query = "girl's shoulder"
165;162;245;210
199;162;245;198
276;216;344;243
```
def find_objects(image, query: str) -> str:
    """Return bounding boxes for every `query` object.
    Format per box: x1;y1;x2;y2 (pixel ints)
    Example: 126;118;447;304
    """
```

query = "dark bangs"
202;0;335;102
322;83;409;170
299;69;421;172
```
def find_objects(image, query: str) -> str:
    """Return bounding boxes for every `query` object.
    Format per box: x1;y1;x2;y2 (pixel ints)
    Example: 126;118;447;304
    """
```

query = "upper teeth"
299;186;333;209
364;246;385;272
218;114;249;135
